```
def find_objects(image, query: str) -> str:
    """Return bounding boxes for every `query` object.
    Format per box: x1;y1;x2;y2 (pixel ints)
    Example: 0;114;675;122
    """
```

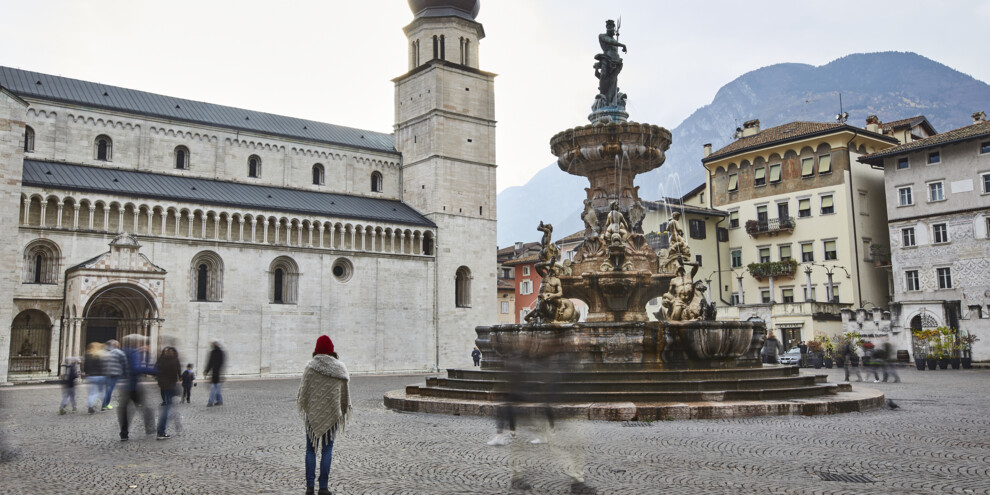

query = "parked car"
778;348;802;366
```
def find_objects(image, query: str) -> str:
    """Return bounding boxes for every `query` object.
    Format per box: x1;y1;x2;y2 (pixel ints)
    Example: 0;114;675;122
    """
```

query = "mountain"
497;51;990;247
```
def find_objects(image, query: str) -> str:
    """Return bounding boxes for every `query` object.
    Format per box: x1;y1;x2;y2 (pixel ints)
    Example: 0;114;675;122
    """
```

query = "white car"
778;348;802;366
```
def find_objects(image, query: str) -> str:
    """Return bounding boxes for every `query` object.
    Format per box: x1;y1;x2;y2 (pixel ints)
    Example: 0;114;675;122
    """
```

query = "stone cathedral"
0;0;496;383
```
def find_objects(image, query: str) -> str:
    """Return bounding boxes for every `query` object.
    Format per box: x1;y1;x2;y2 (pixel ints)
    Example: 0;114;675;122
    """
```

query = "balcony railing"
745;216;795;237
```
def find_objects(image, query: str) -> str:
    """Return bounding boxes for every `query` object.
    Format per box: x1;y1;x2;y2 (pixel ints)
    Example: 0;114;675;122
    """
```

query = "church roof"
0;66;397;155
22;159;435;227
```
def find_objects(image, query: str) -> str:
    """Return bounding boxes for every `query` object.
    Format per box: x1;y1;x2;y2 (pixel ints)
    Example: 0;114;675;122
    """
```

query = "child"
59;358;79;415
181;363;196;403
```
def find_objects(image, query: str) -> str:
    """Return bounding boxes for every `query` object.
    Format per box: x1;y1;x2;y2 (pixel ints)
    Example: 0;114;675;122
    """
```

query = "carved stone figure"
524;263;579;324
658;211;691;273
628;200;645;233
582;199;599;237
534;221;560;278
593;19;627;109
601;200;629;246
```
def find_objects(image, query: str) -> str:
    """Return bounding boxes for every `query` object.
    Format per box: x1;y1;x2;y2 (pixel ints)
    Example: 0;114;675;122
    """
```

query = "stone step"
446;366;800;382
408;383;838;403
428;375;821;393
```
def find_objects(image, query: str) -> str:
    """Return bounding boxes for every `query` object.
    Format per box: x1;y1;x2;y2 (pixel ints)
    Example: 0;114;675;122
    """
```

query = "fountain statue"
386;20;882;420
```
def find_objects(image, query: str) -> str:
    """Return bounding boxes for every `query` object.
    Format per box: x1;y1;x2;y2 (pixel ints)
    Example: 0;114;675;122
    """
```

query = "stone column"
103;208;110;232
147;210;154;235
55;203;63;228
72;204;80;230
307;224;314;247
274;220;280;244
238;217;244;242
39;202;48;227
297;224;303;246
804;267;814;302
826;273;835;304
186;212;194;238
315;224;323;248
133;209;140;233
736;276;744;305
22;197;31;225
159;210;168;236
262;219;269;244
117;209;124;233
226;217;232;241
200;214;207;238
88;205;96;230
250;218;257;243
768;276;775;304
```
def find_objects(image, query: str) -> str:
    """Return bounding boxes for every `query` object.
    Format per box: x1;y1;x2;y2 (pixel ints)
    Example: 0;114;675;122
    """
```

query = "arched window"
423;232;435;256
269;256;299;304
95;135;112;161
312;163;325;185
175;146;189;169
455;266;471;307
24;126;35;153
23;240;60;284
371;171;383;193
189;251;223;301
432;35;439;59
248;155;262;178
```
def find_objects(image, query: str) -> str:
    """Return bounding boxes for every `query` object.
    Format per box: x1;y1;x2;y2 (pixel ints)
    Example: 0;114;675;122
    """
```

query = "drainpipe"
709;166;732;306
846;129;864;306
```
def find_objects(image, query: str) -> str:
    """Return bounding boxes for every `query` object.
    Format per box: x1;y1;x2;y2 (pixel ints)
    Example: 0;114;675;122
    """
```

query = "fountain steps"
425;375;824;393
448;366;802;382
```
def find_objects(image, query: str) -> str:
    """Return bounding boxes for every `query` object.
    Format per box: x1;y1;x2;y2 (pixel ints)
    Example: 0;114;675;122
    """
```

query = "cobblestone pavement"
1;366;989;495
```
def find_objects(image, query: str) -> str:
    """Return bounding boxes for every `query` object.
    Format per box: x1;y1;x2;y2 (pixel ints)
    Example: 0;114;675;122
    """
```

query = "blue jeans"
305;432;335;489
87;376;106;408
104;376;120;406
208;383;223;405
157;388;176;435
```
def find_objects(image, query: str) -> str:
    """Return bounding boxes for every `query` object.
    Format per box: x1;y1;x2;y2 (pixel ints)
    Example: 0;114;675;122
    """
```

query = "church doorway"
8;310;53;374
78;284;159;354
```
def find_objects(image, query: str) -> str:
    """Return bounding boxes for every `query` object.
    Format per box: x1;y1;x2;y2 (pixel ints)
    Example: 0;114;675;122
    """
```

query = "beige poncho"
297;355;352;449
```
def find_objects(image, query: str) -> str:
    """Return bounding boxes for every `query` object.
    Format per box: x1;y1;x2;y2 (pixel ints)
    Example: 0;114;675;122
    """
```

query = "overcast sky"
3;1;989;192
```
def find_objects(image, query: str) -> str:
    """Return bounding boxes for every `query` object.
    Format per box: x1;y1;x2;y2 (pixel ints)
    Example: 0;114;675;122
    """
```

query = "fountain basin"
560;271;667;322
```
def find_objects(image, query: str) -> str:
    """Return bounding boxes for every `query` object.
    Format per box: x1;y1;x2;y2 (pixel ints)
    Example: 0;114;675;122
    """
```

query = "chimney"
703;143;712;157
514;241;523;251
974;111;987;123
742;119;760;137
865;115;881;133
733;127;743;139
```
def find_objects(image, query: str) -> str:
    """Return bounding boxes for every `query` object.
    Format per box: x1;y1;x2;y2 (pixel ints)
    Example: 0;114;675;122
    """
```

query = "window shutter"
818;154;832;173
754;167;766;180
728;174;738;190
821;196;834;209
801;158;814;176
802;243;813;254
717;227;728;242
780;245;791;259
769;164;781;182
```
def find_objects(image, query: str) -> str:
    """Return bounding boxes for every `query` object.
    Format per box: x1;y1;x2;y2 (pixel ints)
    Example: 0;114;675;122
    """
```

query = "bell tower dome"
395;0;496;369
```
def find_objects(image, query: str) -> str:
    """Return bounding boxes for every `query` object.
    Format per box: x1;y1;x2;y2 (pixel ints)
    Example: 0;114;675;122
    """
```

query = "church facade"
0;2;496;383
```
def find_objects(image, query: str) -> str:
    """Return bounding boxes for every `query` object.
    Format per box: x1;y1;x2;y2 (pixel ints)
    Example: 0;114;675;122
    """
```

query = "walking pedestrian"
297;335;351;495
102;340;126;410
862;342;881;382
842;339;862;382
471;346;482;366
83;342;107;414
155;347;181;440
117;334;157;441
181;363;196;403
881;342;901;383
764;331;783;364
798;341;808;368
58;357;79;415
204;340;225;407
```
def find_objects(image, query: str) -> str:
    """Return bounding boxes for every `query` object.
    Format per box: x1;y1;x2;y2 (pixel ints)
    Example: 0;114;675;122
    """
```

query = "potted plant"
912;330;927;370
807;340;823;368
960;333;980;369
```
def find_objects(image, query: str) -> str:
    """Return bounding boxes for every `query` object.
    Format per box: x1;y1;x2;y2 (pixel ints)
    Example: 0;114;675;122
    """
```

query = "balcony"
747;259;798;281
745;216;795;237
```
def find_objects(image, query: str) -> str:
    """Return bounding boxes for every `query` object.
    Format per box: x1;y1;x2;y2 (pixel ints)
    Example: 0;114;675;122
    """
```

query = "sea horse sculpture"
524;222;579;324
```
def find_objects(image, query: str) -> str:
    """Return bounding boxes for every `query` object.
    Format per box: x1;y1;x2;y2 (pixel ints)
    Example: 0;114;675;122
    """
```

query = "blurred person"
58;357;79;415
204;340;225;407
472;346;482;366
181;363;196;403
764;331;782;364
841;339;862;382
798;341;808;367
297;335;351;495
881;342;901;383
117;334;157;441
862;342;881;382
83;342;107;414
102;340;126;410
155;346;182;440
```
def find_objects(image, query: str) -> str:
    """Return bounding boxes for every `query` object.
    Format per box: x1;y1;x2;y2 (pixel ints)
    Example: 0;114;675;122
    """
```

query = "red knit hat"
314;335;334;355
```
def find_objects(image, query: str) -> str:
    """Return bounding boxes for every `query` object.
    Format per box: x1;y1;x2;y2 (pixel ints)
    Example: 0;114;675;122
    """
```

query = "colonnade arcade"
20;192;436;256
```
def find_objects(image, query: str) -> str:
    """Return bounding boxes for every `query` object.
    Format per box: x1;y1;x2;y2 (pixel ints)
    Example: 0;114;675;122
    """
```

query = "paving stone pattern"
1;367;989;494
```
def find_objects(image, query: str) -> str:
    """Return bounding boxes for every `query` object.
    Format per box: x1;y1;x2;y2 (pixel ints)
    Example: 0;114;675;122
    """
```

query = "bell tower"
395;0;496;369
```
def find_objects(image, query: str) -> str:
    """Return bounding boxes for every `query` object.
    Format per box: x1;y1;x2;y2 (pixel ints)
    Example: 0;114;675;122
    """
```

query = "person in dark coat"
471;346;482;366
117;334;157;441
181;363;196;403
204;340;226;406
797;341;809;368
155;346;181;440
764;332;783;364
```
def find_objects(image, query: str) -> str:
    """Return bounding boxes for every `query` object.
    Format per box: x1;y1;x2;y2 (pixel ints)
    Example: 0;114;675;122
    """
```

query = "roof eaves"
859;126;990;165
702;125;898;164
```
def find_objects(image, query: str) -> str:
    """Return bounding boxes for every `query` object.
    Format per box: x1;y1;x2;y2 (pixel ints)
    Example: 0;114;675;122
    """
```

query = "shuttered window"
779;245;792;261
754;167;766;186
769;163;781;182
798;198;811;217
801;158;814;177
818;154;832;174
729;210;739;228
689;219;706;239
728;174;738;191
821;195;834;214
823;240;837;260
801;243;814;262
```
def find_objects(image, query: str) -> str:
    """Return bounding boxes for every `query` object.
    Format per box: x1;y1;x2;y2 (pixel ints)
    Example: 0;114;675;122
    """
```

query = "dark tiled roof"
503;254;539;266
0;66;396;154
703;122;896;162
881;115;933;133
859;120;990;165
22;159;434;227
642;200;728;217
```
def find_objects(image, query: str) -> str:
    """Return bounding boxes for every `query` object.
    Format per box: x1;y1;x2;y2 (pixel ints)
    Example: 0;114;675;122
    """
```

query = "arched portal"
8;310;53;374
81;284;158;348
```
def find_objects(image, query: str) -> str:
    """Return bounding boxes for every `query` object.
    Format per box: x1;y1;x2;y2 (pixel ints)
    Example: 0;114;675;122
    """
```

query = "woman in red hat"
297;335;351;495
